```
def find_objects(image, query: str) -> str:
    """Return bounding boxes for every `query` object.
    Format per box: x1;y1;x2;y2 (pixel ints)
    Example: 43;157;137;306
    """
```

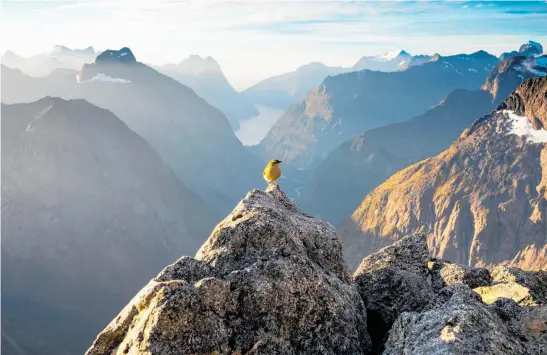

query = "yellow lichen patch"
473;282;533;305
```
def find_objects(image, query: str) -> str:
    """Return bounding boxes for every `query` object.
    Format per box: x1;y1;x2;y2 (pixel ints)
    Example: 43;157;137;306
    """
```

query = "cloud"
3;0;547;89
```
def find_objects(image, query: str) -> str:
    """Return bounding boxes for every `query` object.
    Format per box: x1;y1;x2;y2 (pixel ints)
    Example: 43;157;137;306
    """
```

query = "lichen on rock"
474;265;547;306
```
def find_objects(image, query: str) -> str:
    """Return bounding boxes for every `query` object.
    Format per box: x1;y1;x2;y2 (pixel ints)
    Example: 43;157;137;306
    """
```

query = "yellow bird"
263;159;282;185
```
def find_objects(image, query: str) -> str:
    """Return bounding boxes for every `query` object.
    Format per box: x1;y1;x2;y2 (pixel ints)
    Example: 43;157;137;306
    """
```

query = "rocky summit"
87;186;547;355
86;184;371;354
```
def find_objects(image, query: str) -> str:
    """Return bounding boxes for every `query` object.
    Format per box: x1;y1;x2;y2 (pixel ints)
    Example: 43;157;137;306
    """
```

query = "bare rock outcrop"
428;259;491;291
384;284;530;355
353;235;435;353
501;74;547;129
86;185;371;355
474;265;547;306
86;188;545;355
489;296;547;354
354;235;547;355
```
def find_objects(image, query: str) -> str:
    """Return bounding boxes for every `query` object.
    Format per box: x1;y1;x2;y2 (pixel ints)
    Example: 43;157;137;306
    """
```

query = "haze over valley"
2;1;547;354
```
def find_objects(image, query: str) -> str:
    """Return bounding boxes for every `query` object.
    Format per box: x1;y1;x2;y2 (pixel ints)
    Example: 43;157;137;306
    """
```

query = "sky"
2;0;547;90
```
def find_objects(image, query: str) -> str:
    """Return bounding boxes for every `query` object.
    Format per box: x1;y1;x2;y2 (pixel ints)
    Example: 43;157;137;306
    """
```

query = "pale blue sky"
2;0;547;89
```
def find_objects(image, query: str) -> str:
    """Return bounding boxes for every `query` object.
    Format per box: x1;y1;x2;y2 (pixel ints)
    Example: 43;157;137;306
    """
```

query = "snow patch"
504;110;547;143
79;73;131;83
468;68;478;73
120;52;128;57
525;40;543;53
25;105;53;132
381;49;406;60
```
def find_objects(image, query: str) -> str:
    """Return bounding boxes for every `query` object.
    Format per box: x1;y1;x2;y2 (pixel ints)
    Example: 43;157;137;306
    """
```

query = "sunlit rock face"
341;76;547;271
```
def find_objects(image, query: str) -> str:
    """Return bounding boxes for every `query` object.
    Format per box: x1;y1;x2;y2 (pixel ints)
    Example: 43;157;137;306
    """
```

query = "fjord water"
235;104;284;146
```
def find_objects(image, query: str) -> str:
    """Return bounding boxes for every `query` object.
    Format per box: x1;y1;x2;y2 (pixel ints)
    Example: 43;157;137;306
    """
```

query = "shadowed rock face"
384;284;530;355
341;76;547;271
353;235;547;355
86;185;371;355
353;235;435;353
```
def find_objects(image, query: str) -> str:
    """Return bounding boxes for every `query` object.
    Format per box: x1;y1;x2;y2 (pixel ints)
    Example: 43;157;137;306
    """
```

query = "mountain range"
2;46;98;77
255;50;498;170
298;52;547;226
2;47;264;213
499;40;543;61
352;49;433;72
341;76;547;271
241;49;433;109
157;55;258;129
3;40;547;355
1;97;218;354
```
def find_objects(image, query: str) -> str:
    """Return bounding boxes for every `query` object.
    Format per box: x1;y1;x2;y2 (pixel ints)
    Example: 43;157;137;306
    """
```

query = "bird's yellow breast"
263;163;281;182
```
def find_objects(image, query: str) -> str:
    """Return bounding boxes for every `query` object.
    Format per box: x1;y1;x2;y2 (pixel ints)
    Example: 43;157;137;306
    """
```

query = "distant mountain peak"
297;62;329;72
429;53;442;62
500;41;543;61
380;49;410;60
2;50;21;59
95;47;136;65
52;45;70;52
519;40;543;54
482;55;546;103
469;50;492;58
50;45;96;55
174;54;223;76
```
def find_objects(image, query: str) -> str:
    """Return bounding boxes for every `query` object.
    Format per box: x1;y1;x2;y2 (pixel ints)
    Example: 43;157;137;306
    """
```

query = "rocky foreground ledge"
87;185;546;355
